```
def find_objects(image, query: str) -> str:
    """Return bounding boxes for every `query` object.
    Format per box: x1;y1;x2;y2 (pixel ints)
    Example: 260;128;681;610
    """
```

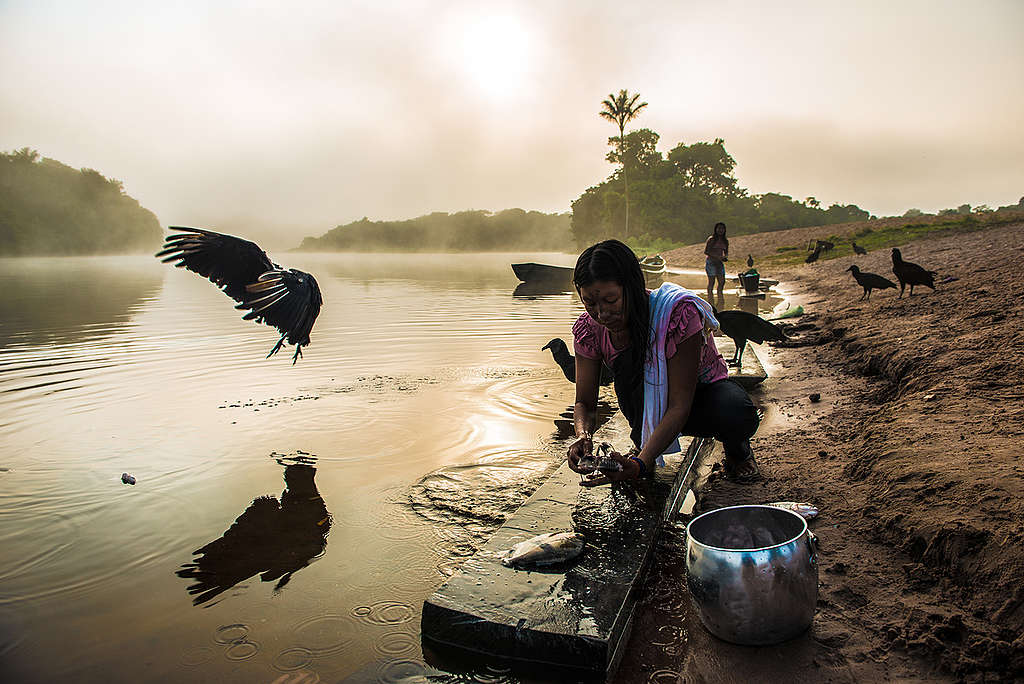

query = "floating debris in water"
766;501;818;520
501;531;585;568
121;472;136;485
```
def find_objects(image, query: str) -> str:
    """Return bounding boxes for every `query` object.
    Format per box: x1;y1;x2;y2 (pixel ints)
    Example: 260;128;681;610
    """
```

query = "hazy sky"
2;0;1022;248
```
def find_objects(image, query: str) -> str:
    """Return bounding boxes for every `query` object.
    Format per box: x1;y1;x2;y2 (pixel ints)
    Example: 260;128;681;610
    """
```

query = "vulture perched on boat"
713;309;787;366
846;265;896;300
542;338;613;385
156;227;323;363
891;248;937;298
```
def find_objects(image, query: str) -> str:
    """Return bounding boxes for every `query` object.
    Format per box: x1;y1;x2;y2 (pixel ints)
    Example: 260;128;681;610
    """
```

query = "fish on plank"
501;531;586;568
765;501;819;520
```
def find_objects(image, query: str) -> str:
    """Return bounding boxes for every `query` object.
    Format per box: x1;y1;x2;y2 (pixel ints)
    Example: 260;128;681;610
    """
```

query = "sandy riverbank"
614;221;1023;682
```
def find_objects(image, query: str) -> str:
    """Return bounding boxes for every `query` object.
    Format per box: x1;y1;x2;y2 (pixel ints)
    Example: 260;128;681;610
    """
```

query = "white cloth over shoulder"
642;283;720;466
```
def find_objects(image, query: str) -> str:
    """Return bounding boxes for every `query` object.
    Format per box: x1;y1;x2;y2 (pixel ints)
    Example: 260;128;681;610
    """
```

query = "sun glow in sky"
441;10;539;102
0;0;1022;248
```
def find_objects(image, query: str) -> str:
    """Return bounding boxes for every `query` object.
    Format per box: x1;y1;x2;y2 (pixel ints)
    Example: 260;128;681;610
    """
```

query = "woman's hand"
579;450;646;487
567;435;594;473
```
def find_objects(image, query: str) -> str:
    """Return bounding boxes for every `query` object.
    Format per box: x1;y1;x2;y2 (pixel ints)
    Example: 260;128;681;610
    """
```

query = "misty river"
0;252;780;682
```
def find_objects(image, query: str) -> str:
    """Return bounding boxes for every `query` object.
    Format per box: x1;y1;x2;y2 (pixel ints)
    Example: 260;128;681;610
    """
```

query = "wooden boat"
512;254;666;287
511;262;574;283
640;254;667;286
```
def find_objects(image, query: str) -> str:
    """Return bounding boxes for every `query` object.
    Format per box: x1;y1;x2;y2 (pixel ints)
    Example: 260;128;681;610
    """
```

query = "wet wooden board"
421;437;715;681
714;338;768;388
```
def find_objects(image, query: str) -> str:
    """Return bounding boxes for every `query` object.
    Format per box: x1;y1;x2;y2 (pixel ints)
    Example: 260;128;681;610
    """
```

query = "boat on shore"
640;254;667;286
511;262;574;283
512;253;666;287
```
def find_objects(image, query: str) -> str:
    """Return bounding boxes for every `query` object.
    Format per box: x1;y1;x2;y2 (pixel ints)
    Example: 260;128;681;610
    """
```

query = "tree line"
572;123;869;249
298;208;571;252
0;148;162;256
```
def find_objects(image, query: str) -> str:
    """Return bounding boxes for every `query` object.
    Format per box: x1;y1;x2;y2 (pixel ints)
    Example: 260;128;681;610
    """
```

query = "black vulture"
156;226;323;363
846;265;896;300
815;239;835;252
805;246;822;264
541;338;613;385
891;248;937;298
746;254;754;268
852;242;868;255
713;309;786;365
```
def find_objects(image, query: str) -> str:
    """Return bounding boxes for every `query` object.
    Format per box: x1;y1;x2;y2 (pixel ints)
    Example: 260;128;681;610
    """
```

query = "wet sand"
615;221;1023;682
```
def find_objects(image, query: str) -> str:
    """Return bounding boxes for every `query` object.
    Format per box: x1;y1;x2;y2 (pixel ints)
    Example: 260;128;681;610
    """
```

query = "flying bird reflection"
176;462;331;605
156;226;323;363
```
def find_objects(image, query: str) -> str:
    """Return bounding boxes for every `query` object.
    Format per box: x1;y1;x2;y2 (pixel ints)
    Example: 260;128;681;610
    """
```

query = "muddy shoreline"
613;222;1024;682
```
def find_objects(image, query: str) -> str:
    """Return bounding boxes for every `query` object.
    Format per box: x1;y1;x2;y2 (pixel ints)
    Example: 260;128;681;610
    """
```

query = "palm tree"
599;89;648;237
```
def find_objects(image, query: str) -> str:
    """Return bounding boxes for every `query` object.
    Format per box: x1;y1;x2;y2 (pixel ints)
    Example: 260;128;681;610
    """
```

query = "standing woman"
704;221;729;300
567;239;760;484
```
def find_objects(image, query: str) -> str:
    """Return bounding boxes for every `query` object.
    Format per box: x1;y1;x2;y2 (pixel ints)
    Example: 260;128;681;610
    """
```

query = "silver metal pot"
685;504;818;645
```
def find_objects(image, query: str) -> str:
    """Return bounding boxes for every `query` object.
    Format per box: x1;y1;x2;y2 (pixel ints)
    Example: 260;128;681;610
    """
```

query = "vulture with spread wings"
156;226;323;363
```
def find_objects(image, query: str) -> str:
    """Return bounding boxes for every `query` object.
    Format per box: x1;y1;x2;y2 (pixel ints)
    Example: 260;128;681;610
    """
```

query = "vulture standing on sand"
805;246;822;264
746;254;754;268
852;242;867;255
891;248;937;298
846;265;896;300
713;309;786;366
542;338;613;386
156;226;323;363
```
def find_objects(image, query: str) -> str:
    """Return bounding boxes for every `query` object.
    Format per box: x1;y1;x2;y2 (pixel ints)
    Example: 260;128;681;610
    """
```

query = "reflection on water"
177;459;331;605
0;252;782;683
512;281;574;299
0;256;162;347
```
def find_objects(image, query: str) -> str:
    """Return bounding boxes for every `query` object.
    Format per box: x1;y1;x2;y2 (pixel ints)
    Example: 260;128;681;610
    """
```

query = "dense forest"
571;129;870;249
0;148;162;256
298;208;571;252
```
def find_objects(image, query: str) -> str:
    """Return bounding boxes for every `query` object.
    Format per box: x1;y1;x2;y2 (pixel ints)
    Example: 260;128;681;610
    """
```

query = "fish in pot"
685;504;818;645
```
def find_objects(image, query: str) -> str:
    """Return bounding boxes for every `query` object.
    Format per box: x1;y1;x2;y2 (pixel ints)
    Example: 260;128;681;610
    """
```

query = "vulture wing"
156;226;274;302
156;226;323;362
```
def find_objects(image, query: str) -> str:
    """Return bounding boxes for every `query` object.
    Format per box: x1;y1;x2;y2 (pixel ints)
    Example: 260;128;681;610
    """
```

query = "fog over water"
1;1;1022;249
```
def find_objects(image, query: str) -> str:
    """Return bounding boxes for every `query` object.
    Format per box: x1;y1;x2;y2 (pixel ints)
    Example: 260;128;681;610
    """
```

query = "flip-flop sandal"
724;453;761;482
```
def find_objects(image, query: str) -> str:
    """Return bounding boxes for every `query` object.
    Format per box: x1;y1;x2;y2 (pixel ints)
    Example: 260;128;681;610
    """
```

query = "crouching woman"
567;239;761;484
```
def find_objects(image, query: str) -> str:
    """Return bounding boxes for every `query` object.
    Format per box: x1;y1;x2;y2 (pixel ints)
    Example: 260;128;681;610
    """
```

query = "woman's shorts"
705;258;725;278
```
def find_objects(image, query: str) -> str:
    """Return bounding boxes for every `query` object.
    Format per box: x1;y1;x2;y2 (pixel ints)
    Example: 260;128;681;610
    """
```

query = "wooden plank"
421;437;714;681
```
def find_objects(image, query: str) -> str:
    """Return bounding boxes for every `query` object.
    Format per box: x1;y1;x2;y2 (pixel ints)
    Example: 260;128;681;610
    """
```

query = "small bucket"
740;273;760;293
685;505;818;645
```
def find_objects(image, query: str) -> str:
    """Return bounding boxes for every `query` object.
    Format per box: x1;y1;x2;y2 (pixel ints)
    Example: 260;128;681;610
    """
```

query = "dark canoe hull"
511;262;574;283
512;257;665;287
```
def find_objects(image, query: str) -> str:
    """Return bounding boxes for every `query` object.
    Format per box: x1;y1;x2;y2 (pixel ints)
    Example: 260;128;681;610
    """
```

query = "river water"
0;252;780;682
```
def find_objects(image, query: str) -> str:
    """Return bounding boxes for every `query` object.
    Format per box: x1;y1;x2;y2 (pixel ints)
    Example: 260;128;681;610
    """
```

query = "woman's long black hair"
573;240;649;379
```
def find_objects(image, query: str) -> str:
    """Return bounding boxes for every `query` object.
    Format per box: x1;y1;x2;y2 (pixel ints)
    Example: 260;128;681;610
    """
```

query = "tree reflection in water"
176;459;331;606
